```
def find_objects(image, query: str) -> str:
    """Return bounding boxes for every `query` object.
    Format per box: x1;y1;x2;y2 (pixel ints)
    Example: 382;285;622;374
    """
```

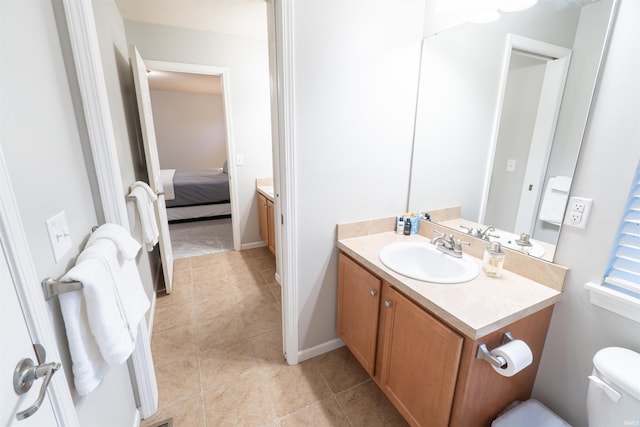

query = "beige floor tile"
194;289;241;323
155;356;202;409
197;313;247;351
313;346;369;393
266;282;282;304
173;258;192;272
280;397;350;427
156;273;193;310
191;264;226;284
249;329;287;368
235;284;278;310
200;339;259;392
152;324;198;365
190;253;224;270
153;302;196;334
242;301;281;337
263;361;332;417
204;373;276;426
336;380;408;427
141;396;205;427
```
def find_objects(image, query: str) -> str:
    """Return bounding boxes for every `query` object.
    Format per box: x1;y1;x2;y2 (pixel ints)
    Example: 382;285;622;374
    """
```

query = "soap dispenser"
483;242;505;277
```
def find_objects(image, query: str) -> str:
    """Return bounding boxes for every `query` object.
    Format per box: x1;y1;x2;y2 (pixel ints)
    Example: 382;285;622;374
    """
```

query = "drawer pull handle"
370;290;377;297
384;300;393;308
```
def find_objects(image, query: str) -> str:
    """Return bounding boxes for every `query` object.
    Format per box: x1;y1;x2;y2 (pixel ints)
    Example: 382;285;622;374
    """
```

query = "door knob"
13;357;61;420
384;300;393;308
370;289;377;297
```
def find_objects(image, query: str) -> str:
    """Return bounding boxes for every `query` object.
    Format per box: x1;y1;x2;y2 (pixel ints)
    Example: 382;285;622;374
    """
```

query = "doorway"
481;34;571;236
143;60;241;260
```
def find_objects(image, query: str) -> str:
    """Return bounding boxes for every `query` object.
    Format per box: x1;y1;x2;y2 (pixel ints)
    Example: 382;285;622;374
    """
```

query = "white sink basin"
379;242;479;284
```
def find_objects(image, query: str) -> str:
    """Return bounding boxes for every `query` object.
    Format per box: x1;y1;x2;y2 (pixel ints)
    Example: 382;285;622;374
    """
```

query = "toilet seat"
492;399;571;427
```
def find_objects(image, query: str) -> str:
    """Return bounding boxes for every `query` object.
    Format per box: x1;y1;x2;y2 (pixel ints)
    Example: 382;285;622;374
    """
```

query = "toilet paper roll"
491;339;533;377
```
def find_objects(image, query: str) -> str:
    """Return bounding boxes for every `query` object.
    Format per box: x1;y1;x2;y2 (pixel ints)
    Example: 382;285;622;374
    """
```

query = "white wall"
532;1;640;425
150;89;227;170
291;0;425;351
124;20;272;246
0;1;137;425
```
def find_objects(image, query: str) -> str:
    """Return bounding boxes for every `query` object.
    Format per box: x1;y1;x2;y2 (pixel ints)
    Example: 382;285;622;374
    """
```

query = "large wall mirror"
408;0;617;261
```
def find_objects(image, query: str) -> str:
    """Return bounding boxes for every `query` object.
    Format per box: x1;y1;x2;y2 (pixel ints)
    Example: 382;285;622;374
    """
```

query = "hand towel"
58;288;111;396
129;182;159;251
538;176;572;225
59;224;150;394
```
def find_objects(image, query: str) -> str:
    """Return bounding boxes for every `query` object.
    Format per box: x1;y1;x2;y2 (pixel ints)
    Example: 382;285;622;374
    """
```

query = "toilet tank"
587;347;640;427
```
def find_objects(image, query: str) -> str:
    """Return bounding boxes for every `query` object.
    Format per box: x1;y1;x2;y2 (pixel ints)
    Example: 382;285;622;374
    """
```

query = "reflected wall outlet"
563;196;593;229
46;211;72;263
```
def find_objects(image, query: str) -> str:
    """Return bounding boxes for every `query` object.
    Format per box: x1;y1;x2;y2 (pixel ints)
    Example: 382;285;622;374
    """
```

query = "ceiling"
115;0;268;40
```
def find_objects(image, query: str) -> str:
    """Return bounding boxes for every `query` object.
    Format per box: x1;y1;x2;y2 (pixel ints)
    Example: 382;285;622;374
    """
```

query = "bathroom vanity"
256;178;275;254
336;217;568;426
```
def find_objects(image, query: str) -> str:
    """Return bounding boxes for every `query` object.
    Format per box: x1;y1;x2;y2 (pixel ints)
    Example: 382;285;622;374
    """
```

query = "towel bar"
42;277;83;301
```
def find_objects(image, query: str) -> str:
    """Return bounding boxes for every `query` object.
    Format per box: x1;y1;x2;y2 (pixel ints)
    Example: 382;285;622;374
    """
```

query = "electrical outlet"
564;196;593;229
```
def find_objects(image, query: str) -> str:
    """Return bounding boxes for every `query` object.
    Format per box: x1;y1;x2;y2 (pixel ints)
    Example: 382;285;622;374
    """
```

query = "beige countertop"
337;231;563;339
256;178;274;201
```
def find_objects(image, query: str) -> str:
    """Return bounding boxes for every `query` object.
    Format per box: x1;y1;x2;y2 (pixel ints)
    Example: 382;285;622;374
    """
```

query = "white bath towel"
129;181;159;251
59;224;150;395
538;176;572;225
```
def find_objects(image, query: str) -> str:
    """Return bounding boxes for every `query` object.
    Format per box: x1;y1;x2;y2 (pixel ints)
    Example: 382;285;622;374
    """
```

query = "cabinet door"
337;253;382;375
267;199;276;254
378;285;463;427
257;193;269;245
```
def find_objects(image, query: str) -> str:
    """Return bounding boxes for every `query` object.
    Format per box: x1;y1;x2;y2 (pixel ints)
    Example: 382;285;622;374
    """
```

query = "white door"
130;46;174;294
1;245;58;426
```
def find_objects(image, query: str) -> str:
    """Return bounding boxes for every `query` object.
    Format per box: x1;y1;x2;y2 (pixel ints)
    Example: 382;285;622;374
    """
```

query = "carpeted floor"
169;217;234;259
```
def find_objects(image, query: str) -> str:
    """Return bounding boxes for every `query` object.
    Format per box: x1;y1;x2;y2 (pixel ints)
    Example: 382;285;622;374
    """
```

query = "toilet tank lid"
593;347;640;400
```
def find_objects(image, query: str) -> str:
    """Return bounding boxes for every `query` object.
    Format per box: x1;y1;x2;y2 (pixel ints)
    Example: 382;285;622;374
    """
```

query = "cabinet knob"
370;290;377;297
384;300;393;308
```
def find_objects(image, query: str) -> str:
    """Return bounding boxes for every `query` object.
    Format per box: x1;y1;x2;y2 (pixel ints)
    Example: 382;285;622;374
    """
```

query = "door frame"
0;146;79;425
60;0;158;418
143;59;241;252
270;0;299;365
479;34;571;231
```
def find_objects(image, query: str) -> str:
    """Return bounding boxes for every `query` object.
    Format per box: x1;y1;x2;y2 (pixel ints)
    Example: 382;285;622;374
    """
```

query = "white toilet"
492;347;640;427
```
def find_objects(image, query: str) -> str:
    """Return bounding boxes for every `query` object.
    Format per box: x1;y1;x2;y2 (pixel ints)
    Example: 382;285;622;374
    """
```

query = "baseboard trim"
132;408;141;427
241;241;267;250
298;338;345;362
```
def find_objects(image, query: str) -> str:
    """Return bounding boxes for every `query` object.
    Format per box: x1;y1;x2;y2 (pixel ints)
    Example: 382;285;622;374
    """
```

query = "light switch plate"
506;159;516;172
45;211;72;263
236;154;245;166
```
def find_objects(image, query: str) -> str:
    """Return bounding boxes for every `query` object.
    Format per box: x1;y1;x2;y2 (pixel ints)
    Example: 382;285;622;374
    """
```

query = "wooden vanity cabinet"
337;252;554;427
337;253;381;375
377;284;463;427
257;192;276;254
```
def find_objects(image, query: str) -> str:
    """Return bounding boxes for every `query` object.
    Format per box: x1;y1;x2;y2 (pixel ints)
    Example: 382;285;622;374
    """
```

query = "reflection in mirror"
408;0;616;261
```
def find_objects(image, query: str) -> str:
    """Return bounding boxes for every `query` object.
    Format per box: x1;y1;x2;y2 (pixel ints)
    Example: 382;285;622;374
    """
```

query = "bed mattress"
165;170;230;208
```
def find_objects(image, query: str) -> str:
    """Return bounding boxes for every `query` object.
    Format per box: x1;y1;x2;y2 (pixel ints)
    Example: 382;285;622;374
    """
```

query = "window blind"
602;165;640;299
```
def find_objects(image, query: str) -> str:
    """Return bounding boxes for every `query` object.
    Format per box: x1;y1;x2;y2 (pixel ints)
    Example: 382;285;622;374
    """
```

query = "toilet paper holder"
477;331;514;369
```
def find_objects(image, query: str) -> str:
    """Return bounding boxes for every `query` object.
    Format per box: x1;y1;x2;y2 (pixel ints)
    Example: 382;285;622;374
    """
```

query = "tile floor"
142;247;407;426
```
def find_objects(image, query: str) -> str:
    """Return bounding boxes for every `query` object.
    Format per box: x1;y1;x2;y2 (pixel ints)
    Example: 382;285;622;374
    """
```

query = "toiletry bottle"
483;242;505;277
396;217;404;234
403;218;411;235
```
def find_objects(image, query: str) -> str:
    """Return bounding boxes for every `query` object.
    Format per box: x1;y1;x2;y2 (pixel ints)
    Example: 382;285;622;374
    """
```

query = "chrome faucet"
459;225;499;241
432;230;469;258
